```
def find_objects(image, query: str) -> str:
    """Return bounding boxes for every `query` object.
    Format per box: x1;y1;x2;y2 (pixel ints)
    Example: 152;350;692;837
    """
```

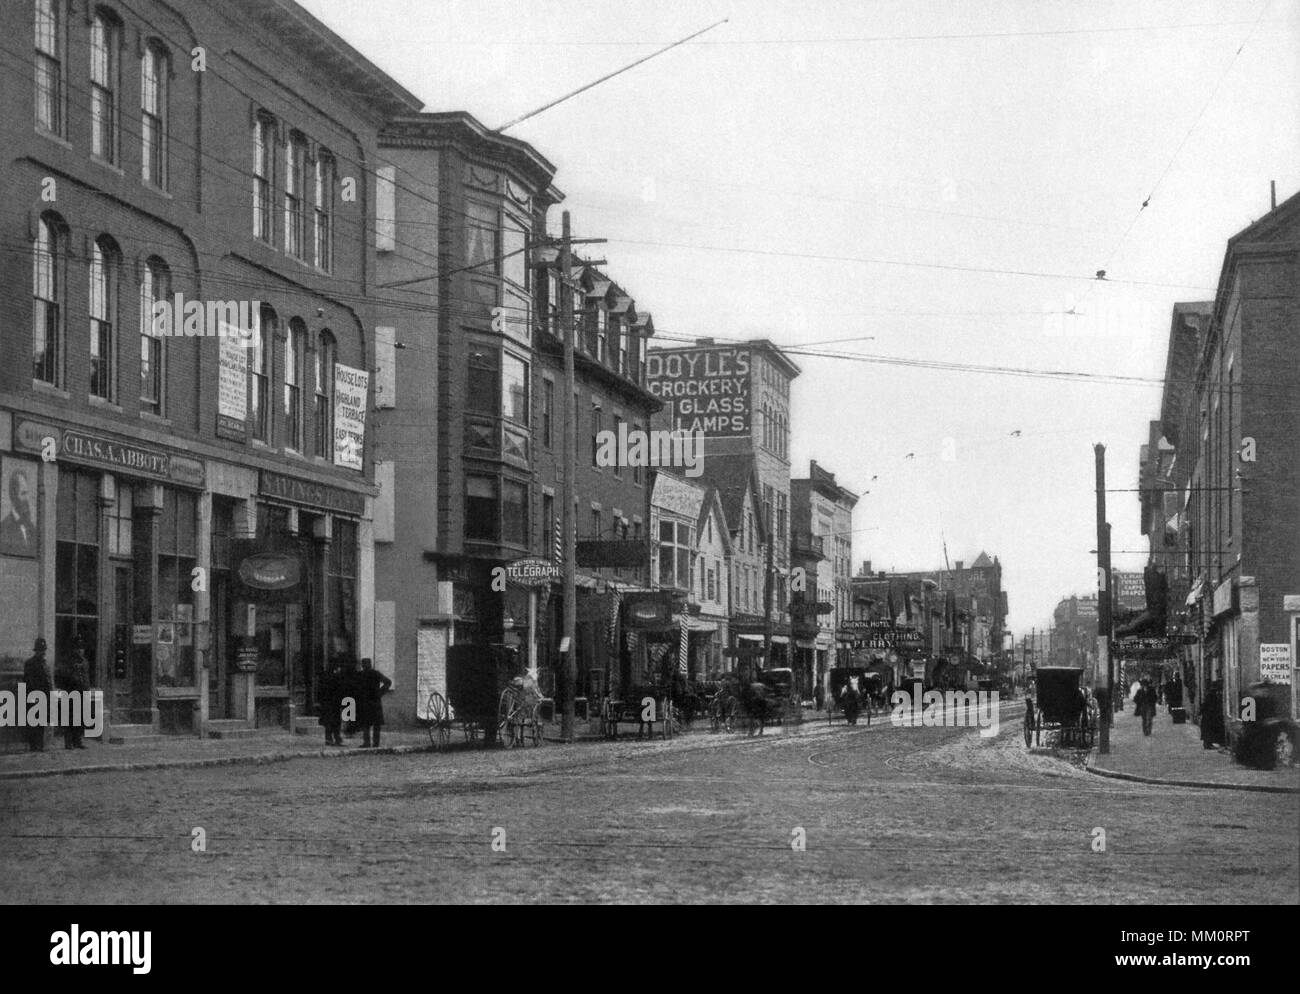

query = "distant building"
646;339;801;669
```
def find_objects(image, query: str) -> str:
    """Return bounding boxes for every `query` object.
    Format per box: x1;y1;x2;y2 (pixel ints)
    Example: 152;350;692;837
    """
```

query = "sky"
301;0;1300;639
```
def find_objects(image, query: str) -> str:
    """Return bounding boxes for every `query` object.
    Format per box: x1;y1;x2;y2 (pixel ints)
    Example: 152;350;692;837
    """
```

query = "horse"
740;681;773;736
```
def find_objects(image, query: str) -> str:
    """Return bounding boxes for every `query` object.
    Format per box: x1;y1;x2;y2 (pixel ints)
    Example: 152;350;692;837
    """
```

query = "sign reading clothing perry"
645;347;750;437
333;363;369;470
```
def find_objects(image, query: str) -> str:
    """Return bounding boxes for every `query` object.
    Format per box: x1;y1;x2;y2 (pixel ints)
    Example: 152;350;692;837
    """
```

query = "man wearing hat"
22;637;52;751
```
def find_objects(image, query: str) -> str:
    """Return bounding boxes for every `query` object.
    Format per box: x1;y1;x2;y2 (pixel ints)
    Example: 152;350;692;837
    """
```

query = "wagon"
1024;666;1095;748
424;644;546;749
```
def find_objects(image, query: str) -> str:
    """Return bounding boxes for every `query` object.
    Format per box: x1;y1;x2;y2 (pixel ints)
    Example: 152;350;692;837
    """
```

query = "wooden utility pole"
560;211;576;742
1095;444;1112;754
762;519;774;683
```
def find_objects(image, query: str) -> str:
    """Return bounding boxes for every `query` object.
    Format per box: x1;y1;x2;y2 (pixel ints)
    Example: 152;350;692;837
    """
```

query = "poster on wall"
333;363;369;470
217;332;249;439
0;456;39;558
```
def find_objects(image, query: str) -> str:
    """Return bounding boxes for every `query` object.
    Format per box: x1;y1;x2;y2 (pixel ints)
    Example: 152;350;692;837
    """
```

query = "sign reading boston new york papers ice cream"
333;364;369;470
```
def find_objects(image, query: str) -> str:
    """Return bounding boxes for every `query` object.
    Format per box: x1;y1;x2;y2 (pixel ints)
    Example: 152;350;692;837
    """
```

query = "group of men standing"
21;635;91;751
317;657;391;748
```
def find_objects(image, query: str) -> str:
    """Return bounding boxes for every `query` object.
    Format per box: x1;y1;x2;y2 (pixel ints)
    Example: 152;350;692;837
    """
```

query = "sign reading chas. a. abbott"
645;347;750;437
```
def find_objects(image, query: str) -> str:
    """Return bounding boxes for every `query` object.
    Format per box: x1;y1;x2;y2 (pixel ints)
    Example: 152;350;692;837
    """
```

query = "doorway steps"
105;724;169;746
205;719;280;740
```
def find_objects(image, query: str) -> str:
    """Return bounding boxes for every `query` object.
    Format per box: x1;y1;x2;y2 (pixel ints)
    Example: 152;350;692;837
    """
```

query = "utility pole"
762;520;774;683
559;211;576;743
1095;443;1112;754
555;212;606;743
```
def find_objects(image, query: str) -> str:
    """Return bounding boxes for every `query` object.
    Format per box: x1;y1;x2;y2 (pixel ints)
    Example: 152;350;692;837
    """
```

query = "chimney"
695;337;715;346
862;560;871;575
955;561;964;571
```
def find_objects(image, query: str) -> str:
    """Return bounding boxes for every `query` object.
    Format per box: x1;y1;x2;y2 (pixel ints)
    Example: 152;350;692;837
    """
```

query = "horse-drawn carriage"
826;666;883;725
1024;665;1096;748
424;644;546;749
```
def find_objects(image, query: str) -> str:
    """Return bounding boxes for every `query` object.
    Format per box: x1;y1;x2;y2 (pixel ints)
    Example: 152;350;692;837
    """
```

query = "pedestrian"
355;657;391;748
339;656;359;738
22;637;51;752
1134;678;1157;737
318;661;344;746
1167;672;1184;711
841;678;861;726
54;636;90;749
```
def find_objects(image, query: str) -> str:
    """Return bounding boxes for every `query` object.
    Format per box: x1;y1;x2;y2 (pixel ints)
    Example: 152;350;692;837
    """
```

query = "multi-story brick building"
0;0;419;743
645;338;800;668
791;460;858;700
1144;192;1300;742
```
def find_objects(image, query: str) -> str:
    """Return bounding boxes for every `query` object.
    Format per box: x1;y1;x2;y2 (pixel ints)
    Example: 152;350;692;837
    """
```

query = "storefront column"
313;515;332;671
357;513;375;663
229;497;258;722
195;491;212;736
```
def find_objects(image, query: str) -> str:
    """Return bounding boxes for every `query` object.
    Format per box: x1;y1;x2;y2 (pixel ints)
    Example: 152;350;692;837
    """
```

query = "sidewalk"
1086;706;1300;793
0;728;434;780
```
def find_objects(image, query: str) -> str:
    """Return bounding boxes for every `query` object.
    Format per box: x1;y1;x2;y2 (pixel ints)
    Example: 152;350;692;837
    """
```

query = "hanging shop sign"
504;557;562;586
1212;579;1235;617
575;540;649;568
788;601;833;619
238;552;300;591
621;591;674;628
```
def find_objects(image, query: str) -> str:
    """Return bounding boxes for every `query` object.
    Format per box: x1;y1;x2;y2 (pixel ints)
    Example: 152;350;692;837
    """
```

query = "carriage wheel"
426;691;451;751
722;696;738;733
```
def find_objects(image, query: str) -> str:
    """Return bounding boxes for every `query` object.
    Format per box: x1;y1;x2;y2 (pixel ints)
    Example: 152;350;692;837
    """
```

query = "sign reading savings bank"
645;347;750;437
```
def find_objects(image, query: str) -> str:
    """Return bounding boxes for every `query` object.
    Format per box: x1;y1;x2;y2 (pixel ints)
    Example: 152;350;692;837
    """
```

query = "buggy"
1024;666;1095;748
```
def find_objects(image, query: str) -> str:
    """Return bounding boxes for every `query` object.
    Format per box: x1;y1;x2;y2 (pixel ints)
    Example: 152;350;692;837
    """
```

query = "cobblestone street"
3;712;1295;904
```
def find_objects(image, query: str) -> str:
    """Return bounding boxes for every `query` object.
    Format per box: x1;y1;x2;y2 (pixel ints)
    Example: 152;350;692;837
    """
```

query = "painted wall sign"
645;347;751;437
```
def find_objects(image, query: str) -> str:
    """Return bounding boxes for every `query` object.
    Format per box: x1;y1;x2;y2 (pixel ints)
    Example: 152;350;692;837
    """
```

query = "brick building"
1144;192;1300;742
645;338;801;669
0;0;418;743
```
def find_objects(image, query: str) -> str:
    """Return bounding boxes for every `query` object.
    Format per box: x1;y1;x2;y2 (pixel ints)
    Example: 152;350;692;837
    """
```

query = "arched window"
314;330;335;458
251;304;276;441
141;42;168;186
140;257;169;413
90;9;119;162
284;131;307;258
34;0;63;135
313;150;334;270
89;236;120;400
285;318;306;450
32;211;65;384
252;113;275;242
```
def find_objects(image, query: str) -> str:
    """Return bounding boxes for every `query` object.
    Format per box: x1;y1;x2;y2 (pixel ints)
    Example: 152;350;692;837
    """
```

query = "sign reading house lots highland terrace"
645;347;750;437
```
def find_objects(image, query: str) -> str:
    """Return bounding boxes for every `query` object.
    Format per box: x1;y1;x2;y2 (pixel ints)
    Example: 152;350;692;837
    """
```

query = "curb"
0;743;431;781
1085;761;1300;794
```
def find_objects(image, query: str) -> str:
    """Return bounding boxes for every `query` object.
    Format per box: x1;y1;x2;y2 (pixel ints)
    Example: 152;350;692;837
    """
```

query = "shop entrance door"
208;581;228;718
110;564;151;723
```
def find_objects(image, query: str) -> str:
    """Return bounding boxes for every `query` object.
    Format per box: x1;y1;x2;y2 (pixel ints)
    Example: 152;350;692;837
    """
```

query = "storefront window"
55;468;100;682
156;489;197;687
329;518;357;663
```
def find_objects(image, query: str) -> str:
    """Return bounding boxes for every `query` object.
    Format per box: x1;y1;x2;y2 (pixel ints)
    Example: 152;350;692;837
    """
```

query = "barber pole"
553;514;562;564
678;613;689;675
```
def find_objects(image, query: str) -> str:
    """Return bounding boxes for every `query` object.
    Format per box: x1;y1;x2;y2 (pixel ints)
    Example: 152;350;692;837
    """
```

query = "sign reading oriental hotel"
645;347;750;436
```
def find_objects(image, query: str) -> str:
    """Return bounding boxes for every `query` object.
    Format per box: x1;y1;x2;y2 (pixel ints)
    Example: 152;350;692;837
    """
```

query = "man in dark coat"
355;657;391;748
318;662;344;746
22;637;52;751
55;638;90;749
1134;678;1157;737
841;679;862;725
